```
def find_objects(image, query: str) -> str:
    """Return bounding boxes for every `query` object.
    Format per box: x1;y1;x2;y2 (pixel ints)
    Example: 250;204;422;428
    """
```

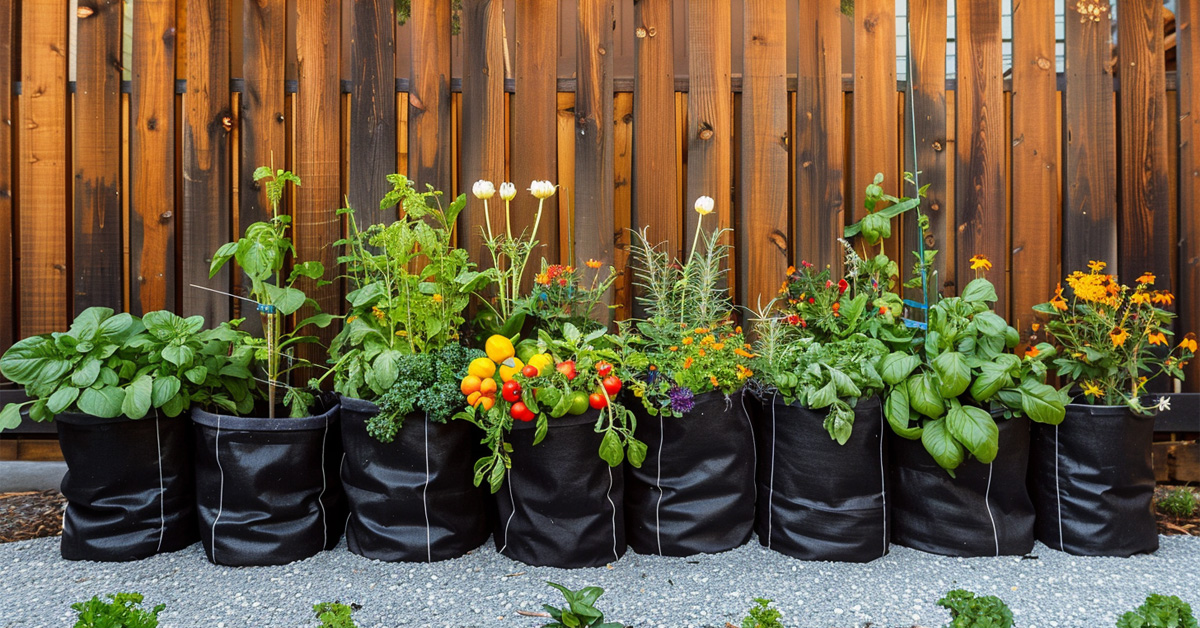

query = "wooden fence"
1;0;1199;390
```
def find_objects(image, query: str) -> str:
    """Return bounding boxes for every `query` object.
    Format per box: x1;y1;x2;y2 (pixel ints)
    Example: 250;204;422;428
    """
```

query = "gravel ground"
1;535;1197;628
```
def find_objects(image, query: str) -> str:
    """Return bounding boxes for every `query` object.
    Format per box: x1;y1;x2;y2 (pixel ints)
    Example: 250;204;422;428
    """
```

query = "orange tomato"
479;377;498;396
461;375;482;396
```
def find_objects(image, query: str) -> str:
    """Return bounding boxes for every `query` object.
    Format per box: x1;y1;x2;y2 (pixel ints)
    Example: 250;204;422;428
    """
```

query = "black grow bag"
752;394;889;562
492;409;625;568
625;390;756;556
56;411;198;561
889;413;1034;557
340;397;488;562
1029;404;1157;556
192;397;347;567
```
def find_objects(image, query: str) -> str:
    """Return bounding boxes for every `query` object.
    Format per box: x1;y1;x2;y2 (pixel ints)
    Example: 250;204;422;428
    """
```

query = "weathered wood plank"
240;0;286;231
130;0;177;315
73;0;123;314
349;0;397;224
0;0;15;349
1118;0;1173;290
409;0;452;194
1063;0;1117;274
19;0;70;334
684;0;732;260
1011;0;1060;341
182;0;231;322
955;0;1007;314
739;0;789;310
633;0;679;259
461;0;506;269
904;0;947;300
1180;0;1200;390
1153;441;1200;483
852;0;899;267
796;0;844;275
614;91;634;315
512;0;560;264
575;0;615;305
556;92;576;261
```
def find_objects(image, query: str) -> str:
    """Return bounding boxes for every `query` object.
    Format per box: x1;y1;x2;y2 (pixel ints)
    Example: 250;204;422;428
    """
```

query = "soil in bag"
57;411;198;561
340;396;488;562
492;410;625;568
889;413;1034;557
192;395;347;567
754;394;889;562
625;390;756;556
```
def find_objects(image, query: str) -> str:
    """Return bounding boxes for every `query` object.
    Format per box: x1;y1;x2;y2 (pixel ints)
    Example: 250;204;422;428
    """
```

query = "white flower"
1156;396;1172;412
694;196;715;216
528;180;557;199
472;180;496;200
499;182;517;201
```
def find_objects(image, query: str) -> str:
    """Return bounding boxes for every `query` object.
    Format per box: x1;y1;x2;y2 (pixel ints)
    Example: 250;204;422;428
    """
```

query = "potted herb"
191;166;346;567
1029;263;1194;556
618;197;756;557
520;260;618;336
0;307;250;561
322;175;491;562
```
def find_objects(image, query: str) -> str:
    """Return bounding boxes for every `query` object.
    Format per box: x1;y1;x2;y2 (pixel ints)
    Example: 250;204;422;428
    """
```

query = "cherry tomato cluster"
588;362;622;410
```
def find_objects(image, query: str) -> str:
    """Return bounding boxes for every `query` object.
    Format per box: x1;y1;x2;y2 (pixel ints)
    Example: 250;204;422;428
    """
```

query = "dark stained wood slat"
73;0;123;314
349;0;397;224
575;0;616;304
130;0;177;315
904;0;948;299
1118;0;1173;288
1179;0;1200;391
633;0;679;259
240;0;286;230
512;0;560;264
182;0;232;322
852;0;900;264
795;0;844;275
955;0;1007;314
0;0;15;349
614;91;635;315
739;0;789;309
1063;0;1117;274
19;0;70;334
684;0;732;260
1010;0;1060;339
409;0;452;194
461;0;506;268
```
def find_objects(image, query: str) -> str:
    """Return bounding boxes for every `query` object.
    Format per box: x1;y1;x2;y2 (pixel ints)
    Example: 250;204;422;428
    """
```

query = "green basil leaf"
908;373;946;419
808;380;839;409
1019;381;1067;425
121;375;154;420
626;436;647;468
597;429;624;466
47;387;81;415
152;376;182;407
960;278;999;304
946;402;999;463
931;351;971;398
0;404;23;430
879;352;920;386
921;417;965;472
71;358;102;388
77;387;126;419
885;386;923;440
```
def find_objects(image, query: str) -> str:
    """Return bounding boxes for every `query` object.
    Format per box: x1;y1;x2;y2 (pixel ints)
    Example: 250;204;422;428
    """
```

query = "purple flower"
668;385;695;415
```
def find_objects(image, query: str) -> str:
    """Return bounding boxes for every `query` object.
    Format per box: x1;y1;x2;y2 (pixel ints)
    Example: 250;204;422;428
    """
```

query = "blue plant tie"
902;299;929;310
902;318;928;330
257;303;277;314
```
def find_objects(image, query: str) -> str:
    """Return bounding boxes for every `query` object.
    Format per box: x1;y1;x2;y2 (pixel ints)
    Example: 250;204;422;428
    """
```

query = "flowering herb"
520;259;618;335
1033;263;1194;411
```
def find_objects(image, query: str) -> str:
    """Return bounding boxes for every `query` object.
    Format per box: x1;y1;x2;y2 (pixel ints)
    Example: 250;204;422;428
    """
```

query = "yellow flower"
668;346;679;352
710;375;720;388
1148;331;1168;346
586;259;603;269
1136;272;1156;285
1024;345;1040;358
395;329;408;337
1050;283;1069;311
1151;291;1175;305
683;357;694;369
734;348;755;359
432;293;443;303
694;328;709;334
1110;327;1129;347
969;254;993;271
347;316;357;324
682;337;694;346
736;364;754;380
1180;333;1198;353
1087;260;1107;272
712;343;725;351
1031;322;1040;332
1131;292;1152;305
372;306;386;321
786;266;797;275
1081;381;1105;398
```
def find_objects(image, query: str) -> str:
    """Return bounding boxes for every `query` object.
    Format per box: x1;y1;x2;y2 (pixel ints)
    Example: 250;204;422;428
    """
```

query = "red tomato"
601;376;622;396
521;364;540;378
510;402;536;422
588;392;608;410
595;361;613;378
501;380;523;403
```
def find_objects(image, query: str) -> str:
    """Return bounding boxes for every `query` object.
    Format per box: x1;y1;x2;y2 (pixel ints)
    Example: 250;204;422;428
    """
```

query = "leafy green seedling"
541;581;622;628
741;598;785;628
1117;594;1198;628
71;592;164;628
313;601;361;628
937;589;1013;628
1157;488;1197;519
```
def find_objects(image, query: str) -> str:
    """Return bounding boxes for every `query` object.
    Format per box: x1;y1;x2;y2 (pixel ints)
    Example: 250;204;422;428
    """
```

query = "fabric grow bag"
191;397;347;567
1029;404;1158;556
56;411;198;561
624;390;756;556
339;396;488;562
889;413;1035;557
492;409;625;568
753;394;889;562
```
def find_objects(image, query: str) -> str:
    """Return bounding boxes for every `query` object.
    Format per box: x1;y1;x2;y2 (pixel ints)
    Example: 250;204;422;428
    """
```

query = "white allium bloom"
472;180;496;200
528;180;557;199
694;195;715;215
1156;396;1172;412
499;182;517;201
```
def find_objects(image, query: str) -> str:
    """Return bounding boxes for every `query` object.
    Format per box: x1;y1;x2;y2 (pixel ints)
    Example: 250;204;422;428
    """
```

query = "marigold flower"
698;349;707;357
432;293;443;303
585;259;603;269
1031;322;1040;332
1111;327;1129;347
669;346;679;352
710;375;720;388
734;348;755;359
712;343;725;351
1131;292;1152;305
785;314;801;326
1148;331;1168;346
1087;260;1107;272
694;328;709;334
1136;272;1156;285
969;254;993;271
1151;291;1175;305
682;337;694;345
736;364;754;380
786;266;797;275
683;357;694;369
1180;333;1198;353
1025;345;1040;358
1081;381;1105;398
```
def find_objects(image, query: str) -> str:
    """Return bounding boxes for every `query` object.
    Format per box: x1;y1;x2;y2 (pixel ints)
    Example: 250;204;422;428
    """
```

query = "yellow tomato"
468;357;497;380
478;396;495;411
498;357;525;382
479;377;498;396
466;391;482;407
527;353;554;376
460;375;482;396
485;335;516;364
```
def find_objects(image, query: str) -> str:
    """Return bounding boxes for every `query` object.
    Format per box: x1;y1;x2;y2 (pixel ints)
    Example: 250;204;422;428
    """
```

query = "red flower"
808;297;815;304
837;279;849;295
785;314;801;326
801;260;814;268
825;280;834;289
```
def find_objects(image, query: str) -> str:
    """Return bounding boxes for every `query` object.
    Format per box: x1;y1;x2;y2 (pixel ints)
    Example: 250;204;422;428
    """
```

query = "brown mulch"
0;490;65;543
1155;485;1200;536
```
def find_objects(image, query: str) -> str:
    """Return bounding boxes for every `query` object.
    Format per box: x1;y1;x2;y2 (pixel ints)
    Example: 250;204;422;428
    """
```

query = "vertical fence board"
853;0;899;264
294;0;342;359
182;0;231;322
0;0;12;349
955;0;1007;314
684;0;731;261
349;0;397;224
1011;0;1060;339
241;0;286;230
73;0;123;314
795;0;844;274
1064;0;1117;274
1118;0;1172;289
633;0;679;258
904;0;948;299
738;0;789;310
614;91;634;314
575;0;615;303
1180;0;1200;390
513;0;560;263
461;0;505;267
409;0;452;194
556;91;576;260
130;0;177;315
19;0;70;334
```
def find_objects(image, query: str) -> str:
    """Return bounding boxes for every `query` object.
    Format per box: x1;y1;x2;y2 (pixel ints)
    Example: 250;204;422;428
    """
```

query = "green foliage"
630;224;733;336
519;261;618;336
937;589;1013;628
371;344;484;441
1158;488;1198;519
741;598;785;628
539;582;623;628
313;602;361;628
71;593;164;628
1117;594;1198;628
